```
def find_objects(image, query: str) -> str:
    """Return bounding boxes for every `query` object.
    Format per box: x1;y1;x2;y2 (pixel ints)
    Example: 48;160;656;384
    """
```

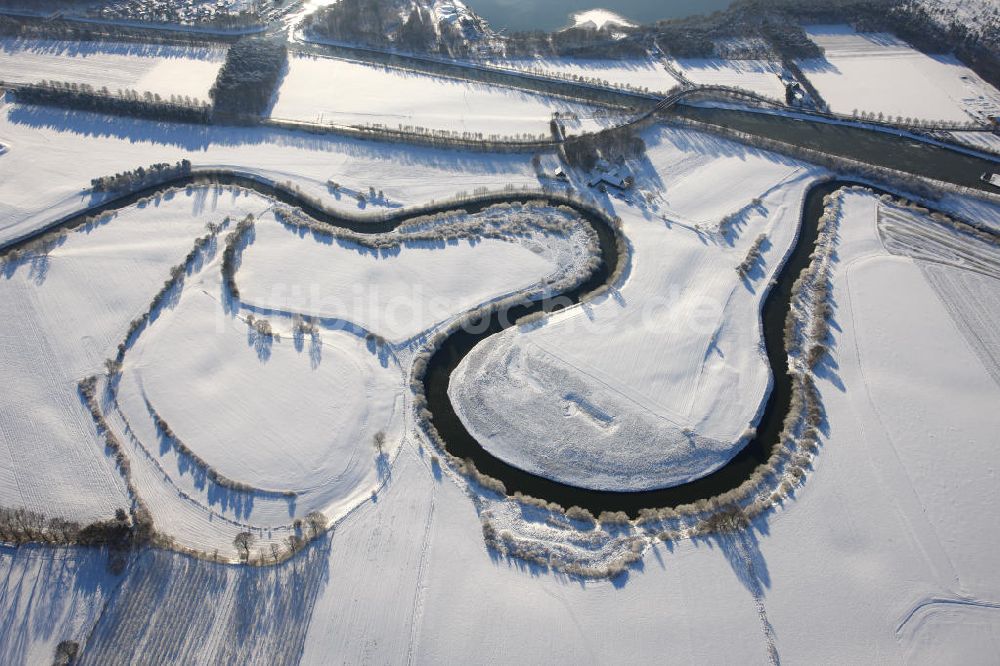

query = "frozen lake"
466;0;733;31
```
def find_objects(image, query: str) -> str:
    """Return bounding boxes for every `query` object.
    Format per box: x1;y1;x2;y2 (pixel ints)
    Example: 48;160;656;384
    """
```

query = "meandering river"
6;168;991;518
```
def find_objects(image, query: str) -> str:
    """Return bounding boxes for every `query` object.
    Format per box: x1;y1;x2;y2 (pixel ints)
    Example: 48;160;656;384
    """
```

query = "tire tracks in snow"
405;466;436;665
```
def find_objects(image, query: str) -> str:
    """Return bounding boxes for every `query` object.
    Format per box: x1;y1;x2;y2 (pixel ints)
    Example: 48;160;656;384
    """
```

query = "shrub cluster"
91;159;192;193
246;313;281;342
483;517;646;579
79;376;130;476
717;198;762;240
293;315;320;338
0;12;237;47
0;227;69;267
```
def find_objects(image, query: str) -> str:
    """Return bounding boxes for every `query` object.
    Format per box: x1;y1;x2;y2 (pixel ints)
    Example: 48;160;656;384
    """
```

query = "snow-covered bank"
570;9;634;31
948;130;1000;155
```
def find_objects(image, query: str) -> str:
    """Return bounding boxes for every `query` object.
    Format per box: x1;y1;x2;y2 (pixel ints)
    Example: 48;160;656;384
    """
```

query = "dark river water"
422;180;841;516
465;0;734;32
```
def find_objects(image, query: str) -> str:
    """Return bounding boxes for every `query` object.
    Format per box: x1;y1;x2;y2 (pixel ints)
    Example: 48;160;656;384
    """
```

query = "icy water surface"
467;0;733;32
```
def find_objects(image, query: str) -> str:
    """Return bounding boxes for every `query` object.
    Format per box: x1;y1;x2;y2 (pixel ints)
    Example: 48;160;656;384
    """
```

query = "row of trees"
220;214;255;300
736;233;768;278
91;159;192;193
150;401;294;497
486;61;664;97
0;506;81;544
0;502;152;575
209;37;287;118
266;116;554;154
11;80;211;124
850;108;985;130
232;509;326;564
114;223;221;364
360;121;549;145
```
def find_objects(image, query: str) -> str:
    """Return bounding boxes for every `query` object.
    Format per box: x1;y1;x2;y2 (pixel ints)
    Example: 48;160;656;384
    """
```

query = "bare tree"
305;511;326;538
234;531;254;562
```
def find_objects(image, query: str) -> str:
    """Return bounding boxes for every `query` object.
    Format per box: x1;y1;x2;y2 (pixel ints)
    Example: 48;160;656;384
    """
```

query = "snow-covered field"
114;211;404;510
0;38;225;101
238;206;591;342
497;57;677;94
3;58;1000;662
669;57;786;100
38;182;1000;661
0;191;255;524
0;546;118;665
799;24;1000;123
269;54;609;137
